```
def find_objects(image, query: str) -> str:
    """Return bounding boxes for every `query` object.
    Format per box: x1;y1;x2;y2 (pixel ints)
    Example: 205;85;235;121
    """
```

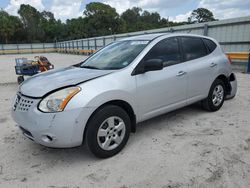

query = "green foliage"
121;7;142;32
18;4;44;42
65;17;87;40
0;10;23;43
188;8;216;23
0;3;217;44
83;2;122;37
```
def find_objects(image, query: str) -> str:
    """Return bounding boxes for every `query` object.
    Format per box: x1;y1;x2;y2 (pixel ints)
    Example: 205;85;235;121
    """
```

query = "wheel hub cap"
212;85;224;106
97;116;126;151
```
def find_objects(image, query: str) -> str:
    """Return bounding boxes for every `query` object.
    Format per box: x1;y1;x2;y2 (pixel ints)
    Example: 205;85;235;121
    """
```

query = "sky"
1;0;250;22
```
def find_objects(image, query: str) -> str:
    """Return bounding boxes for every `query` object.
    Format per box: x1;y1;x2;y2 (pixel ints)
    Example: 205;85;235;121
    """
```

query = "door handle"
210;62;217;67
176;71;186;77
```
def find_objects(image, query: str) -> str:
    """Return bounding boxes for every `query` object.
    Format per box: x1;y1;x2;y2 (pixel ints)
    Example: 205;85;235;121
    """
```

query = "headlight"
38;86;81;112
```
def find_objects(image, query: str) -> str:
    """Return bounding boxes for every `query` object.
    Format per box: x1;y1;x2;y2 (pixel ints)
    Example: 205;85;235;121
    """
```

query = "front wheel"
202;79;225;112
86;105;131;158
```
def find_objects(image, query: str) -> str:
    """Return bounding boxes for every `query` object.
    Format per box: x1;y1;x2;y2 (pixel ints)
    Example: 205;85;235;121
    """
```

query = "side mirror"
144;59;163;72
132;58;164;75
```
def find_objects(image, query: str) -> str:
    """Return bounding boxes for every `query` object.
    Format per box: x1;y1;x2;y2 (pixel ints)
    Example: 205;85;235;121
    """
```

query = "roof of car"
120;33;214;42
120;33;168;41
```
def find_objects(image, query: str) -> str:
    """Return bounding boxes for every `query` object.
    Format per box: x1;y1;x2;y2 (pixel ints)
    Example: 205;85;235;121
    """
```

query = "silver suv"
11;33;237;158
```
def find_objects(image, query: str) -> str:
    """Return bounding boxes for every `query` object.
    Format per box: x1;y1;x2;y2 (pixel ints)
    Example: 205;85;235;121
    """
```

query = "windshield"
80;40;149;70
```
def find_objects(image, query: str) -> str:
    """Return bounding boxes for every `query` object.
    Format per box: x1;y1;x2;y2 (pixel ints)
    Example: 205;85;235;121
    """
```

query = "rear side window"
144;37;181;67
203;38;217;53
181;37;207;61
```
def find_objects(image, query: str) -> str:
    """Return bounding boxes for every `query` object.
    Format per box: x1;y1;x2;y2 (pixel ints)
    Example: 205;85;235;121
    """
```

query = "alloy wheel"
212;85;224;106
97;116;126;151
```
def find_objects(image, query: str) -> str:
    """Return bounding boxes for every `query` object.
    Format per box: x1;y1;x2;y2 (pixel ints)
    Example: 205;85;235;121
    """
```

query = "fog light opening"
47;135;53;141
42;135;54;143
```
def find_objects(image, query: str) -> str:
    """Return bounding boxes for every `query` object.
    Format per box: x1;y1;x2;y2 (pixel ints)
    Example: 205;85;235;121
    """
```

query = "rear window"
181;37;207;61
203;38;217;53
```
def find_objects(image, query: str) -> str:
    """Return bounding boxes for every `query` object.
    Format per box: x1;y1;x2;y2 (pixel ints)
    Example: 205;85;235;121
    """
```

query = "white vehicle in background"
12;33;237;158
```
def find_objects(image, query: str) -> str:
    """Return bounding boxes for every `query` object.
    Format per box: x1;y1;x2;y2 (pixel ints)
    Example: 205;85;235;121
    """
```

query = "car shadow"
136;103;205;132
21;103;206;165
26;143;97;163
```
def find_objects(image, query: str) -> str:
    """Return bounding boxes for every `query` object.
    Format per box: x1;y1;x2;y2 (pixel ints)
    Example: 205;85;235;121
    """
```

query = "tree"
83;2;123;37
1;3;189;43
18;4;45;42
121;7;179;32
40;11;63;42
121;7;142;32
0;10;23;43
17;4;66;43
65;17;87;40
188;8;216;23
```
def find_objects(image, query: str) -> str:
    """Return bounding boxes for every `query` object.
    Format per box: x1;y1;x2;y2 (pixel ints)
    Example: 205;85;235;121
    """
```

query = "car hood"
20;66;114;97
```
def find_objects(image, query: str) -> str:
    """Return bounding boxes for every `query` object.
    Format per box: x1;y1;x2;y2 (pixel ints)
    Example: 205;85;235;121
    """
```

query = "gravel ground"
0;53;250;188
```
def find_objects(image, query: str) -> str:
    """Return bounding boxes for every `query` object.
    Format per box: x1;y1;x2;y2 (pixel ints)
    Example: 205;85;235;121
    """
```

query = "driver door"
134;37;188;121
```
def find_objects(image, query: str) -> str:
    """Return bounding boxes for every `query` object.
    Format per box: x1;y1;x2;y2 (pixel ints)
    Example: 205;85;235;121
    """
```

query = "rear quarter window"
203;38;217;53
181;37;207;61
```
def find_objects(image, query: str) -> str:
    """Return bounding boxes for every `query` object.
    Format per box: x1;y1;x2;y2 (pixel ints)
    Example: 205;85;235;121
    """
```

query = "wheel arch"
82;100;136;144
215;74;231;95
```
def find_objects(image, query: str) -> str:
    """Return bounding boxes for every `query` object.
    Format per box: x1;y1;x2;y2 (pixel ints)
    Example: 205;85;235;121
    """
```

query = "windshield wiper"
81;65;100;70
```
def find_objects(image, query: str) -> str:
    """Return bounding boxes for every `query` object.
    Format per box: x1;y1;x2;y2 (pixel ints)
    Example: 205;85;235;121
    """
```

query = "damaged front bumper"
11;93;93;148
226;73;237;100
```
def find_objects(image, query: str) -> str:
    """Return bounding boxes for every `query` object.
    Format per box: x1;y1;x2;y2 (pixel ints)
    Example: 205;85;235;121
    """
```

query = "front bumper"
11;93;94;148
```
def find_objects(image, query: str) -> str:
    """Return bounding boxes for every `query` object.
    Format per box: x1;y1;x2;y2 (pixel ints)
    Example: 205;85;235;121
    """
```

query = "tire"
17;76;24;85
202;79;225;112
86;105;131;158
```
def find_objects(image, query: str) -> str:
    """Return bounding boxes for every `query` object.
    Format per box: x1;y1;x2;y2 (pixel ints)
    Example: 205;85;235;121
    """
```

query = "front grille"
17;98;33;111
14;93;35;112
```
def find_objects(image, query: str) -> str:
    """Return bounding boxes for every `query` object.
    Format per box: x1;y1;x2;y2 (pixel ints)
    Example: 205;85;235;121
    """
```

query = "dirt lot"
0;53;250;188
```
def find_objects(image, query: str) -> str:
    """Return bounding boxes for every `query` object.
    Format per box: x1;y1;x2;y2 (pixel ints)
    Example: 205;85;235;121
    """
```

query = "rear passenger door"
180;37;218;104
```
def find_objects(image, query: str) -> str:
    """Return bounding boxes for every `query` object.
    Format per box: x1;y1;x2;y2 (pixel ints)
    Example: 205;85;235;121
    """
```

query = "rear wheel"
202;79;225;111
86;105;131;158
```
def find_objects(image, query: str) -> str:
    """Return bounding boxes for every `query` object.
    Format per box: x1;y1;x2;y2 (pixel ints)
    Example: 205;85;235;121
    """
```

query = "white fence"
1;16;250;55
56;16;250;53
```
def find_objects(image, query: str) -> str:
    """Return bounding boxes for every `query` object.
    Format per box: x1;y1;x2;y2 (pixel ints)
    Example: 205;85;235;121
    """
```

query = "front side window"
143;37;181;67
181;37;207;61
80;40;149;70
